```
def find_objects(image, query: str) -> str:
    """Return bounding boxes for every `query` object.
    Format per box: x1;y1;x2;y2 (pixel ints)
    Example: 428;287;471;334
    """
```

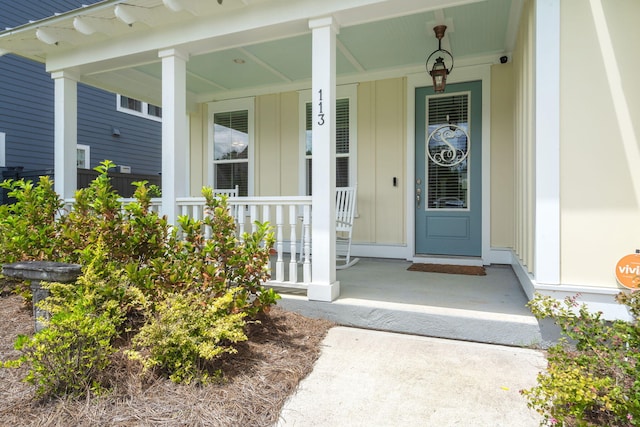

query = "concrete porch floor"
276;258;544;347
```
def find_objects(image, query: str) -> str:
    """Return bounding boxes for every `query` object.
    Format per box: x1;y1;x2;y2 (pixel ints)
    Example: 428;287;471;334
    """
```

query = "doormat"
407;263;486;276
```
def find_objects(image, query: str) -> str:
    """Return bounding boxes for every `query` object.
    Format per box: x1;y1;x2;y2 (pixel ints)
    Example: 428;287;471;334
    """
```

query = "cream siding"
189;78;407;246
189;103;207;196
490;63;515;249
254;92;300;196
512;0;535;275
560;0;640;287
255;94;283;196
355;78;406;245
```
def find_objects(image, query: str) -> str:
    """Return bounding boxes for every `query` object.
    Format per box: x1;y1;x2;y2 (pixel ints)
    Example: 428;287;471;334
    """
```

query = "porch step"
278;295;543;347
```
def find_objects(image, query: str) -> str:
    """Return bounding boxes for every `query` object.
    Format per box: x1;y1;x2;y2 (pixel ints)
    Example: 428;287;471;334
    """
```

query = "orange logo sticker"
616;253;640;290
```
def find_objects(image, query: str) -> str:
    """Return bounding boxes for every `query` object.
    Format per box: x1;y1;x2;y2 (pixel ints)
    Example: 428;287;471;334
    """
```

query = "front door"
415;81;482;256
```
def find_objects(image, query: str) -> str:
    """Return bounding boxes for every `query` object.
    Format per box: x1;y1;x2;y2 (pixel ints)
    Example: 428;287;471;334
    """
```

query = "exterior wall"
77;84;161;175
189;103;207;196
0;55;55;171
255;92;299;196
512;0;536;275
0;0;161;177
192;78;408;246
356;78;406;245
490;63;515;249
560;0;640;288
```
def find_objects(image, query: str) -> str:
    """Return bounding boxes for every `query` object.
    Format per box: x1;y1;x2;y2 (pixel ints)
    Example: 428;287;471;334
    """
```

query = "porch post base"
307;280;340;302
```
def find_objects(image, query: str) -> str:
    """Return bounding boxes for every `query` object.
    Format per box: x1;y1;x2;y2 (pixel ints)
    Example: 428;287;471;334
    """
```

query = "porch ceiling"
0;0;521;106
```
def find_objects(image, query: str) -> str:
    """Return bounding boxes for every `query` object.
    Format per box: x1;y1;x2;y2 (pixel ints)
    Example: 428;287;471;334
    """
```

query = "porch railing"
63;196;313;290
176;196;312;289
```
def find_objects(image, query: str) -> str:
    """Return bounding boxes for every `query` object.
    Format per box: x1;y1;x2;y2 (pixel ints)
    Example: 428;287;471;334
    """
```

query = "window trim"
0;132;5;167
116;94;162;122
77;144;90;169
207;97;255;196
298;84;358;196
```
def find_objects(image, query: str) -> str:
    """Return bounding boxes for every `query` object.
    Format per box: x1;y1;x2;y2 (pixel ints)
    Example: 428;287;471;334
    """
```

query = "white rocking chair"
335;186;359;269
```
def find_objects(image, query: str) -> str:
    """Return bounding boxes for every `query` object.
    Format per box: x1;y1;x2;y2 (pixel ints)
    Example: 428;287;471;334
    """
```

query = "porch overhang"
0;0;516;106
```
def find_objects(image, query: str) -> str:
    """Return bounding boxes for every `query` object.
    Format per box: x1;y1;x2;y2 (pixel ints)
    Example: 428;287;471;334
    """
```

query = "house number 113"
317;89;325;126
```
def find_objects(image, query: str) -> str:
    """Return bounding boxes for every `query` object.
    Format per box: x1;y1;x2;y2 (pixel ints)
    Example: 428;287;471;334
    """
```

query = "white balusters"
288;205;298;283
275;205;284;282
302;204;312;284
67;194;313;290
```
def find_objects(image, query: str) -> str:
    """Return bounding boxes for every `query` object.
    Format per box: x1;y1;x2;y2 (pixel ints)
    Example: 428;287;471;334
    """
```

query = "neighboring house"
0;0;637;319
0;0;161;196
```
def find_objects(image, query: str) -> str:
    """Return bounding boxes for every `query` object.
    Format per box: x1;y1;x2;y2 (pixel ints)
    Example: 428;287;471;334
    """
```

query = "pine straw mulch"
0;290;334;427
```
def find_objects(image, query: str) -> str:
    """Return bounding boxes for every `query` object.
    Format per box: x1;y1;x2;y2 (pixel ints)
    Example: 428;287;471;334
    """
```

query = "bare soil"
0;290;333;427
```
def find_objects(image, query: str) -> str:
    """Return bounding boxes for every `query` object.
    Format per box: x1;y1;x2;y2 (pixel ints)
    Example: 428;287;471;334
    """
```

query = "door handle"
416;187;422;208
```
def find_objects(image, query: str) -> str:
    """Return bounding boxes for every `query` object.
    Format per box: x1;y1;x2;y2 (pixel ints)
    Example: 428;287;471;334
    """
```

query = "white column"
51;70;79;200
159;48;189;225
534;0;560;285
308;17;339;302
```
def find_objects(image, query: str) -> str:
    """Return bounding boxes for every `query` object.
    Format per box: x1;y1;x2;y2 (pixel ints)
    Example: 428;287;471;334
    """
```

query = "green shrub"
2;252;130;397
57;160;170;266
522;293;640;426
0;160;279;396
0;176;63;263
126;289;248;384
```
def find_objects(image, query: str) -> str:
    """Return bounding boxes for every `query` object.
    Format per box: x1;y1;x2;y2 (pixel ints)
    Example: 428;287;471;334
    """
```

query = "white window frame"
116;94;162;122
0;132;5;167
298;84;358;195
207;97;255;196
77;144;90;169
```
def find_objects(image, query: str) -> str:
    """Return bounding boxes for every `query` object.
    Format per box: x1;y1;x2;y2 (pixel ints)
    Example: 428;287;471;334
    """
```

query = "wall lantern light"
426;25;454;93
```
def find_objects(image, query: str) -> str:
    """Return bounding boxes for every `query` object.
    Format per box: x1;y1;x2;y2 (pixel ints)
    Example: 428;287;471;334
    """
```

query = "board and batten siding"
356;78;406;245
489;63;515;250
512;0;536;276
192;78;408;247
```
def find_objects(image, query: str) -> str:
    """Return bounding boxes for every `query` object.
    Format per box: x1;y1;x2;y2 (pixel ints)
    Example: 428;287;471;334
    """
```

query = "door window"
426;93;470;210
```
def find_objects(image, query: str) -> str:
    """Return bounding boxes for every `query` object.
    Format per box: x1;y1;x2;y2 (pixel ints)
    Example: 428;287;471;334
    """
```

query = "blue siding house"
0;0;161;194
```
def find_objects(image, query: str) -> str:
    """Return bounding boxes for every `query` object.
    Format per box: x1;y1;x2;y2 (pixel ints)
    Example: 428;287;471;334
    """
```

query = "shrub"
57;160;170;266
126;289;248;384
522;293;640;426
0;176;63;263
1;161;279;397
2;251;131;397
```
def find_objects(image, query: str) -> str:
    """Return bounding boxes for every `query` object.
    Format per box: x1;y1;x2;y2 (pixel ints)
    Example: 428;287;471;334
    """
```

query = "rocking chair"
335;185;359;269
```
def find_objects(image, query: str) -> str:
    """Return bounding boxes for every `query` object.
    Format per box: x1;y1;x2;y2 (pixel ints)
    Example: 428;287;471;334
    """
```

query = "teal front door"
415;81;482;256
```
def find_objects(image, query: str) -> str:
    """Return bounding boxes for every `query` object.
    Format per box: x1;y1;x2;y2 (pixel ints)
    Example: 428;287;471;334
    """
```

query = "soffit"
0;0;521;105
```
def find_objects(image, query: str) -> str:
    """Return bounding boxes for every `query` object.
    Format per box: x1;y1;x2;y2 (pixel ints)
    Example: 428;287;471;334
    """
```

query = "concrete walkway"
277;327;546;427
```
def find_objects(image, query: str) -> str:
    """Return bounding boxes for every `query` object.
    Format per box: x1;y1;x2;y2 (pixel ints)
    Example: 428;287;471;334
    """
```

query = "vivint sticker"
616;253;640;290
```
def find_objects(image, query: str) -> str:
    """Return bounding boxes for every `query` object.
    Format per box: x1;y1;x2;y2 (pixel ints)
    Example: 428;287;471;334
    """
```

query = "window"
208;98;254;196
426;93;470;210
117;95;162;121
77;144;90;169
299;85;357;195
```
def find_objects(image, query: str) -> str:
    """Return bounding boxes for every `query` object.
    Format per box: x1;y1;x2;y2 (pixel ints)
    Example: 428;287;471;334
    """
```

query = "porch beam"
308;16;340;302
51;70;79;200
159;48;190;225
